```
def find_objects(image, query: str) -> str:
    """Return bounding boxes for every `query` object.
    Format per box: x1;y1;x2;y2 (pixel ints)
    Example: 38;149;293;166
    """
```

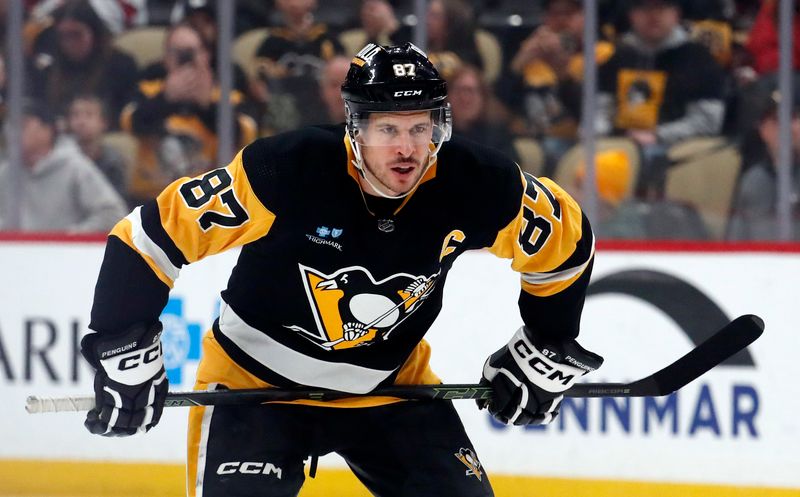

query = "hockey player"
80;42;603;497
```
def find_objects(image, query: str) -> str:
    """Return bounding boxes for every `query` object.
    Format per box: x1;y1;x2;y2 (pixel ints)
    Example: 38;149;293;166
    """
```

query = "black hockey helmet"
341;42;449;113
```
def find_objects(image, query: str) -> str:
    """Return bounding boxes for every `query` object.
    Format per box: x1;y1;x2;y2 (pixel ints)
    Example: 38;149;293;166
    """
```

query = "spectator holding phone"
121;23;257;205
501;0;614;175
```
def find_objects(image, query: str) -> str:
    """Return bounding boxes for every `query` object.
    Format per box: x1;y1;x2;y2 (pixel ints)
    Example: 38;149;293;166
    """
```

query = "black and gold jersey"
90;125;594;397
598;39;724;131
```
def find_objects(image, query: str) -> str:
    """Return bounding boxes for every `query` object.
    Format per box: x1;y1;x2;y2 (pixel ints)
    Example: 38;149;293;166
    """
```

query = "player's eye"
411;125;429;135
379;126;397;136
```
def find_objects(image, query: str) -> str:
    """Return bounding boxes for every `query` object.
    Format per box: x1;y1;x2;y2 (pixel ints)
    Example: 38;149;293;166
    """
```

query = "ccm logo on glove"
96;330;163;384
118;344;162;371
512;339;598;387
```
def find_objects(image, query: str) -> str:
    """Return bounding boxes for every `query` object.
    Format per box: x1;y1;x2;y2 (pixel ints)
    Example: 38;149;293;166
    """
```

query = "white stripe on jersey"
218;301;396;394
194;384;217;497
126;206;182;282
520;235;595;286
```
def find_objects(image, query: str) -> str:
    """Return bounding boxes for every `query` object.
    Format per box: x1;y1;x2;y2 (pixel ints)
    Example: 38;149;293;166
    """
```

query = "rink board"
0;239;798;496
1;460;798;497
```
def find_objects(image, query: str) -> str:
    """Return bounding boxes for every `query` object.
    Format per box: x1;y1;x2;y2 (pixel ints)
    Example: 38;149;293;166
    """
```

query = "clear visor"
349;106;452;150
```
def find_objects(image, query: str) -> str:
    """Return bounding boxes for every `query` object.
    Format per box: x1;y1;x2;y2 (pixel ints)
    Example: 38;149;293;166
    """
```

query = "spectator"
318;56;351;124
425;0;483;79
253;0;343;128
338;0;404;57
25;0;138;35
728;84;800;240
596;0;726;195
745;0;800;76
0;100;127;232
501;0;615;174
176;1;251;94
27;0;138;126
66;93;129;203
448;64;519;163
133;2;252;109
121;23;258;205
360;0;401;44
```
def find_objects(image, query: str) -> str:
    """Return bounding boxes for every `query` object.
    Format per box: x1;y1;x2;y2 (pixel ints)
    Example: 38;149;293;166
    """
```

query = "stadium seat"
102;131;139;173
664;137;742;240
553;137;641;201
338;29;368;60
474;29;503;84
113;27;167;69
232;28;270;80
513;137;544;177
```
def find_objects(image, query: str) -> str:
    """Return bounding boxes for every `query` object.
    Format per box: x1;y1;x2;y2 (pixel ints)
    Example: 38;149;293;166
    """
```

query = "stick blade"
630;314;764;396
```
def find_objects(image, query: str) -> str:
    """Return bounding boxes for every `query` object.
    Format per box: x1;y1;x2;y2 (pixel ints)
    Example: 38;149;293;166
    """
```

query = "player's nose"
394;132;415;156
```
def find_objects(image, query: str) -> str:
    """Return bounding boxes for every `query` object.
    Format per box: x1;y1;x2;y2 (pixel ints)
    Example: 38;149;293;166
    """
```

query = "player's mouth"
391;165;415;176
389;159;419;177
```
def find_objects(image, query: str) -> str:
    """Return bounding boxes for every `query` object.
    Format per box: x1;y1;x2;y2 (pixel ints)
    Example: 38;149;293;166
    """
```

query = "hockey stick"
26;314;763;413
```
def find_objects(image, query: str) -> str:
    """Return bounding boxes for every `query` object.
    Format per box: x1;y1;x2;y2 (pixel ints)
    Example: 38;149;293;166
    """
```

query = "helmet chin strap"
347;134;437;200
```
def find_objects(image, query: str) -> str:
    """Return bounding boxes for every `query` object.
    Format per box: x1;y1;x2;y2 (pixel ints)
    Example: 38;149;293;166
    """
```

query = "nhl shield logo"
376;219;395;232
285;264;439;350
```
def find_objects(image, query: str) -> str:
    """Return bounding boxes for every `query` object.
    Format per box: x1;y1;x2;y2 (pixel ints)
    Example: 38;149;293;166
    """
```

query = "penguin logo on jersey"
286;264;440;350
454;448;483;481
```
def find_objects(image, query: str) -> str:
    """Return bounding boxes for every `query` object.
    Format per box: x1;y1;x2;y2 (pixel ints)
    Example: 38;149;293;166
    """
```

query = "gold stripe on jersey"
109;215;175;288
489;171;593;297
192;329;440;408
157;150;276;263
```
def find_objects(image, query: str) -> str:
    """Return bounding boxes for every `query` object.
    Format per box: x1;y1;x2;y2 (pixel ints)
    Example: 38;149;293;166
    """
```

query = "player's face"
359;111;434;196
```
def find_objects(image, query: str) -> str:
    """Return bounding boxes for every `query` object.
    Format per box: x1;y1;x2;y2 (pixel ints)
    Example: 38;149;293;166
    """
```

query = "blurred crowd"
0;0;797;240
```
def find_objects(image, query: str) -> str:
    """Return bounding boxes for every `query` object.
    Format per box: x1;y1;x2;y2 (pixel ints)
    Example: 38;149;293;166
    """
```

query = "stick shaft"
26;314;764;413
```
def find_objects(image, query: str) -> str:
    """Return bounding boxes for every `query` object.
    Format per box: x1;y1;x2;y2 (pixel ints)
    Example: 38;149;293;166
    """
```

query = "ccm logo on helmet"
118;344;161;371
513;340;576;386
394;90;423;97
217;461;283;479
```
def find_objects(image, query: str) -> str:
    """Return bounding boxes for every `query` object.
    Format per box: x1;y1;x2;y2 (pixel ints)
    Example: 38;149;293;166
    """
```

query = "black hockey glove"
80;323;168;436
477;326;603;425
